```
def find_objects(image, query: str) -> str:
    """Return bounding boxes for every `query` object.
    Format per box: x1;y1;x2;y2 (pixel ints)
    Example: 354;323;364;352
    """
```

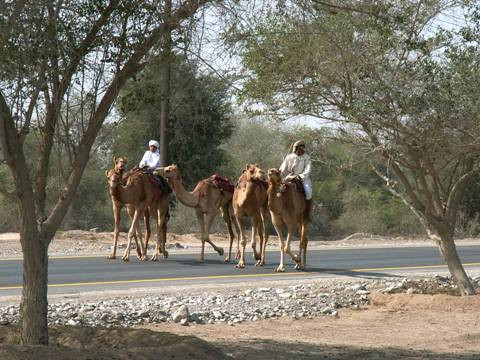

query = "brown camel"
267;168;308;272
233;164;269;268
106;157;147;260
157;164;239;263
106;158;169;261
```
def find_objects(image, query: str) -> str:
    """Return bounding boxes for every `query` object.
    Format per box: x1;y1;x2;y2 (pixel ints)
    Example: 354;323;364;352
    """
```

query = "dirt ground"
1;231;480;359
1;292;479;359
144;292;480;359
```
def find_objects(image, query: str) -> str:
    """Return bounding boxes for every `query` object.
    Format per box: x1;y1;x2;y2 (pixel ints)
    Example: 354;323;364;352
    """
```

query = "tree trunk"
436;233;475;296
159;0;172;167
20;231;49;345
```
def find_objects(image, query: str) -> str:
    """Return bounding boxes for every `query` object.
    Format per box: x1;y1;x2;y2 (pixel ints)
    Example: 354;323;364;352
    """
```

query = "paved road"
0;245;479;296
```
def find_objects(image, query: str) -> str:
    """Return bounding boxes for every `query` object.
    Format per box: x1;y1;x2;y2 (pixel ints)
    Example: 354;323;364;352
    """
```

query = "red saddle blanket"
209;173;234;193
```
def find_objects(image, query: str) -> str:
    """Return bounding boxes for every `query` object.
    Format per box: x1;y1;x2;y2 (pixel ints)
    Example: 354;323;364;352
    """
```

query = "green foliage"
114;56;233;188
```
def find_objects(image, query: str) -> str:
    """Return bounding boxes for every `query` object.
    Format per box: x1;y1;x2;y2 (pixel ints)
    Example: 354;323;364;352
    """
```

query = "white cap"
148;140;159;148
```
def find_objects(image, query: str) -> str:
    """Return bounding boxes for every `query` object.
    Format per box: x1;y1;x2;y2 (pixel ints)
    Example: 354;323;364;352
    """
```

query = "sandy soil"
146;292;480;359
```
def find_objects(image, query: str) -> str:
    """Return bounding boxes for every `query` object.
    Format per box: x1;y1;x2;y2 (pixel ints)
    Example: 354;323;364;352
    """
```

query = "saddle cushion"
209;173;235;193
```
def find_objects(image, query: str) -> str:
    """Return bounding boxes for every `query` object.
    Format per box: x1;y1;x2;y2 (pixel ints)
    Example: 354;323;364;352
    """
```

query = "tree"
115;55;233;188
0;0;213;344
230;0;480;295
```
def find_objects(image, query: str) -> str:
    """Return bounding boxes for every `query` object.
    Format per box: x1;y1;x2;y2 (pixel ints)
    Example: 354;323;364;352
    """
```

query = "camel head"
163;164;181;181
113;157;127;173
267;168;282;185
105;168;122;188
244;163;265;182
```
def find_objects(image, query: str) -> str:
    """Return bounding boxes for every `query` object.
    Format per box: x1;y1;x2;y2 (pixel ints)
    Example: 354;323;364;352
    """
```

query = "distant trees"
114;55;233;188
0;0;213;344
229;0;480;295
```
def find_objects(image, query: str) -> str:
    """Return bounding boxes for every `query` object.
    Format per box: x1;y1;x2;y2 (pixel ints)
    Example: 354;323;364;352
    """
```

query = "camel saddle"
123;166;172;194
208;173;235;194
281;177;305;197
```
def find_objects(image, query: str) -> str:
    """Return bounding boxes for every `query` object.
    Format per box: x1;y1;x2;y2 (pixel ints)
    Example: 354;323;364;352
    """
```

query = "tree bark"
435;232;475;296
20;230;49;345
159;0;172;167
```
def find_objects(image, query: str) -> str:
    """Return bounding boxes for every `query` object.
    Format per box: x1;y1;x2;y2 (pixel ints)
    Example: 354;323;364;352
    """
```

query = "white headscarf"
148;140;160;149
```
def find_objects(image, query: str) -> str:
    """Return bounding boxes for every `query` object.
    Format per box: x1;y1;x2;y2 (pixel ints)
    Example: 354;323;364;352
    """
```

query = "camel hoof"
195;257;205;263
217;247;225;256
224;257;231;263
253;254;261;261
235;263;245;269
255;260;265;267
107;255;116;260
151;255;158;261
275;266;285;273
122;257;129;262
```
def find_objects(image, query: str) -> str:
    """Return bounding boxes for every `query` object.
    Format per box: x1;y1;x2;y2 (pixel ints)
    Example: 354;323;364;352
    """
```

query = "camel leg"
143;209;151;259
251;215;260;261
271;216;286;272
195;209;206;262
127;206;143;260
257;206;269;267
204;210;224;257
221;205;235;263
297;219;308;270
123;208;143;261
285;223;300;265
235;214;247;269
108;203;121;259
151;207;161;261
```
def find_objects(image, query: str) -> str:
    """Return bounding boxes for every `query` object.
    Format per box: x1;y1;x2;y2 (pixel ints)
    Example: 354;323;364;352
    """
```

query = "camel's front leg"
271;215;286;272
285;223;300;266
235;213;247;269
204;210;224;257
123;208;143;261
127;205;144;260
108;204;121;259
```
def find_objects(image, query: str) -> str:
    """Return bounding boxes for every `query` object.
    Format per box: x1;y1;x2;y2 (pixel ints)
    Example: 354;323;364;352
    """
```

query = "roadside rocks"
0;276;477;328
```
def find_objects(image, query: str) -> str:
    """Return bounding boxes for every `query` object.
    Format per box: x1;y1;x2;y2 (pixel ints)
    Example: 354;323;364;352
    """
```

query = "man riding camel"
279;140;313;218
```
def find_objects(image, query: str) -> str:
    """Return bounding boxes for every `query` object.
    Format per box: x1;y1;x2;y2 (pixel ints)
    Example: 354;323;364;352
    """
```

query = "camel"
267;168;309;272
106;157;146;260
233;164;269;268
157;164;239;263
106;158;170;261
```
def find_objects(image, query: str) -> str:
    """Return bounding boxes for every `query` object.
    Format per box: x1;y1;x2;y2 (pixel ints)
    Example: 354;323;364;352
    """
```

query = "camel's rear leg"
204;210;224;257
271;216;286;272
221;204;236;263
296;219;308;270
152;199;169;261
195;209;207;262
127;206;146;260
143;208;151;259
256;205;269;267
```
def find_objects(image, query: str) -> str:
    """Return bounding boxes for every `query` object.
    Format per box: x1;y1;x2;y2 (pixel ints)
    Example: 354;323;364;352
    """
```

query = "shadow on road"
222;339;479;360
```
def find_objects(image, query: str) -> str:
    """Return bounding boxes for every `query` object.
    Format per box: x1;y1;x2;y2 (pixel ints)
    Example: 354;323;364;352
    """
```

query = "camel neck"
170;177;202;208
267;182;284;214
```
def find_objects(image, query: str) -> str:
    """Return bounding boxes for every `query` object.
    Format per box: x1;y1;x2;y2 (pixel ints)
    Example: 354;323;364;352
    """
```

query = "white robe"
279;153;313;200
139;150;161;169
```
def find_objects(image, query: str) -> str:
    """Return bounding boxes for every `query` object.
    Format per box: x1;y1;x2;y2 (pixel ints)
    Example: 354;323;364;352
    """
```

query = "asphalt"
0;245;479;296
